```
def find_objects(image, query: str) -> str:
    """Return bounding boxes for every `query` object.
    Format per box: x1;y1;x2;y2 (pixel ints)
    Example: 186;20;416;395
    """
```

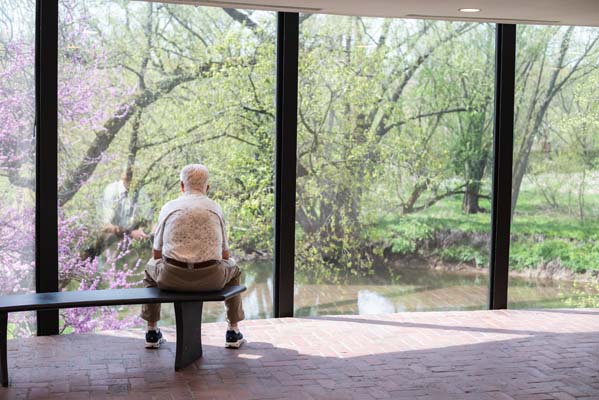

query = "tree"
56;1;277;257
512;26;599;217
1;0;279;334
554;74;599;221
443;25;495;213
296;17;491;278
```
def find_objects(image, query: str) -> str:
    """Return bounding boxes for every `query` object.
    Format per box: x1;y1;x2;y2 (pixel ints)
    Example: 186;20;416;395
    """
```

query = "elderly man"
140;164;245;349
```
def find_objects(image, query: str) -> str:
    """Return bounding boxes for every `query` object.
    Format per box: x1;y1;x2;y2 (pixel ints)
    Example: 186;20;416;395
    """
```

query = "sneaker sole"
145;338;166;349
225;338;246;349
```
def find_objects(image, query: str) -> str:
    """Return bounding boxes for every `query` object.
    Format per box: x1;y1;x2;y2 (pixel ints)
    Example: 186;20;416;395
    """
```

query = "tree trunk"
401;182;426;214
578;168;586;222
462;134;490;214
126;109;142;182
462;181;483;213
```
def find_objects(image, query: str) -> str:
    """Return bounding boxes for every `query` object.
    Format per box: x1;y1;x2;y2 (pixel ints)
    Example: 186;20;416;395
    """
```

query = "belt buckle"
187;262;194;270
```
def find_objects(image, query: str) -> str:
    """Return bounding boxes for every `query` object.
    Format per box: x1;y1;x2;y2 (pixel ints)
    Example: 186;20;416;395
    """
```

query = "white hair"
180;164;209;193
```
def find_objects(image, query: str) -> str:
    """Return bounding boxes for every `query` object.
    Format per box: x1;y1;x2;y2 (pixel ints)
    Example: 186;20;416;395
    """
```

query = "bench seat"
0;286;246;386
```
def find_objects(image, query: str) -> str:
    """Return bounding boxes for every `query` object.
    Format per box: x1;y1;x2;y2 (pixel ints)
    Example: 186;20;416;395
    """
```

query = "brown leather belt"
164;257;219;269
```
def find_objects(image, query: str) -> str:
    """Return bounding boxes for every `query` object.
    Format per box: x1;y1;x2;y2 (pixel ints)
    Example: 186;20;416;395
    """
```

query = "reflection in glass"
58;1;276;332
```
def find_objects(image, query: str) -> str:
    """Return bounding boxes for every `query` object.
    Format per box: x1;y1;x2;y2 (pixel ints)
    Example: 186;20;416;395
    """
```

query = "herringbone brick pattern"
1;309;598;399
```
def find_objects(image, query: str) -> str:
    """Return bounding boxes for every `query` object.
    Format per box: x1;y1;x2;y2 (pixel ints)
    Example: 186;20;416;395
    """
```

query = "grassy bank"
369;190;599;277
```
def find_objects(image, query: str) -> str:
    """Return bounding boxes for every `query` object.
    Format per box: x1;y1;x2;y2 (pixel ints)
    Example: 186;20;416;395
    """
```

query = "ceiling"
161;0;599;27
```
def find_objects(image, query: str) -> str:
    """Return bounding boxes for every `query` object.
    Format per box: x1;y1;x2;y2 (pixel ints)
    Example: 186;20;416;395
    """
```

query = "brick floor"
1;309;598;400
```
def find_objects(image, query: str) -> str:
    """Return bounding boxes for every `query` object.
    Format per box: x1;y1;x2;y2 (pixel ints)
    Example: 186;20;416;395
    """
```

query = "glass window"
58;1;276;333
0;0;37;337
295;16;495;316
509;25;599;308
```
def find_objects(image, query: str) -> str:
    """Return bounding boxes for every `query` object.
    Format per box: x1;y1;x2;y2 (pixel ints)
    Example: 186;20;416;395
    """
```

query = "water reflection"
123;259;595;327
358;290;395;314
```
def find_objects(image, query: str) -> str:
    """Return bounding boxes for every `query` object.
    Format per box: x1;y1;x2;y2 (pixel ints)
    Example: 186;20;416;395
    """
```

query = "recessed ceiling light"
459;8;481;12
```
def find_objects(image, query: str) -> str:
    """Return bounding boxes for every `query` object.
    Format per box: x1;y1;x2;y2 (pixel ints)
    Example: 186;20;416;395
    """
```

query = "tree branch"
404;184;480;214
241;104;274;119
223;9;258;31
299;14;312;25
58;65;214;206
378;107;469;137
165;6;208;47
133;133;226;201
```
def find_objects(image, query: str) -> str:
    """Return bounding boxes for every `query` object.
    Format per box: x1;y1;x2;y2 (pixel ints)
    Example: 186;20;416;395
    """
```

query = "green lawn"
369;188;599;274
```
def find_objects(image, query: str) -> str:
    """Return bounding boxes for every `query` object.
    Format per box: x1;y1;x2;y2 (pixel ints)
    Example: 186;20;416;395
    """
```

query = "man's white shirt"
153;192;229;263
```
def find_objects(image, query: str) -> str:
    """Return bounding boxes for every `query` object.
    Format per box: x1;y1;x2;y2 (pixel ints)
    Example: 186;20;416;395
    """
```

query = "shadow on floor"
304;315;546;336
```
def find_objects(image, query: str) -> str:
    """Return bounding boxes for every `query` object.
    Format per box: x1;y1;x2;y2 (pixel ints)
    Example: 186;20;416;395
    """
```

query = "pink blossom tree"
0;1;141;336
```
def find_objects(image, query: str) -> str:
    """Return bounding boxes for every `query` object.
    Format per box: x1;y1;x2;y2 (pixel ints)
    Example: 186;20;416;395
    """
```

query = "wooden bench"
0;286;246;386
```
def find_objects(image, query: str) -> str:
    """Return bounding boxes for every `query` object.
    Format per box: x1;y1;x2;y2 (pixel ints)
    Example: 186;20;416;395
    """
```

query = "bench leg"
0;312;7;387
174;301;203;370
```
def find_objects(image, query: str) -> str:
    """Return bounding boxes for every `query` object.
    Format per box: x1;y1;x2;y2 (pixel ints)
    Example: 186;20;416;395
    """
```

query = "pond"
149;259;596;326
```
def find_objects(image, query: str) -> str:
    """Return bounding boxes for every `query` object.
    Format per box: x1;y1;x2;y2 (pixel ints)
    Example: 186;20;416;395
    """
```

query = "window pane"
296;16;495;316
0;0;36;337
58;1;276;333
509;26;599;309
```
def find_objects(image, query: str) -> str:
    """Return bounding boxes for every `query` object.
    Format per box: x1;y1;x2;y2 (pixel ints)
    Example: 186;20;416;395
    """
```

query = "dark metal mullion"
489;24;516;310
273;12;299;318
35;0;59;335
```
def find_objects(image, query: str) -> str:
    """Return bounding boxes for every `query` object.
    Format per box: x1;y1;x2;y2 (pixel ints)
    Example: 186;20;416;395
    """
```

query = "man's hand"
222;249;230;260
153;249;162;260
130;229;149;240
103;224;121;236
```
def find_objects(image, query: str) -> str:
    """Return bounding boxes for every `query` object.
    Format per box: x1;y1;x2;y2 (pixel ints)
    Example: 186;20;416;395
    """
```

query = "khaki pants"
140;258;245;325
